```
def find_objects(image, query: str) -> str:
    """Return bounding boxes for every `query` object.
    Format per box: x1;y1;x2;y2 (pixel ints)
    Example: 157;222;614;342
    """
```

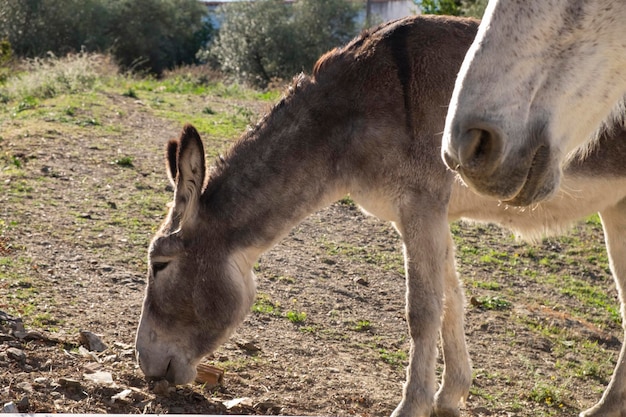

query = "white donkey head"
442;0;626;206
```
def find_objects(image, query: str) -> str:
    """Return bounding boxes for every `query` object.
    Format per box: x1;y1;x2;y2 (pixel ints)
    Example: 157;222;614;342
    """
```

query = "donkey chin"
135;311;240;385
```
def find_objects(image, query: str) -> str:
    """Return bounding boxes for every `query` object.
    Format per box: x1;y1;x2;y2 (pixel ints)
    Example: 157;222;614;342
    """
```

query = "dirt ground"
0;91;622;416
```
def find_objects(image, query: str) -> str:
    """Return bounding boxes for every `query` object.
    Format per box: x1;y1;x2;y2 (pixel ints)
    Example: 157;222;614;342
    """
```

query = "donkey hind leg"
582;200;626;417
391;205;449;417
433;232;472;417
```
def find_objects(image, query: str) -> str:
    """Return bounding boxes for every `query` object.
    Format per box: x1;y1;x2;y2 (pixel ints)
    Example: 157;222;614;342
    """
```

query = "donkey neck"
201;76;354;256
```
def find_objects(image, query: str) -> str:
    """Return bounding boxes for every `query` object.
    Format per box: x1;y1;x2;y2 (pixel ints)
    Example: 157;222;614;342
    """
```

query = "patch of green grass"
252;293;280;316
469;386;496;403
471;295;512;310
1;53;110;102
8;179;33;194
338;195;356;207
378;348;407;367
585;213;602;227
527;382;566;409
15;96;38;113
215;355;260;373
472;280;501;291
299;325;319;334
122;88;138;99
31;312;60;329
1;255;43;320
543;274;620;325
352;319;372;332
114;156;134;168
64;105;76;116
285;310;307;324
479;249;512;265
518;315;567;339
255;89;283;102
268;274;296;284
151;102;254;147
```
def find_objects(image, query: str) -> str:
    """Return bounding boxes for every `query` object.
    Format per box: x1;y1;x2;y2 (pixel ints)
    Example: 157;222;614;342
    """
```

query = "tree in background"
203;0;360;88
419;0;487;18
0;0;213;75
107;0;213;75
0;0;111;57
294;0;360;59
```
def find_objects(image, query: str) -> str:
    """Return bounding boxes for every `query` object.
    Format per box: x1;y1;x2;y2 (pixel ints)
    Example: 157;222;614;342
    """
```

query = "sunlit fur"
443;0;626;209
136;15;626;417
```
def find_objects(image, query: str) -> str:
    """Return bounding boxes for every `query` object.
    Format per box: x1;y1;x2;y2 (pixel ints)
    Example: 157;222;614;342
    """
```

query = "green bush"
0;38;12;85
0;0;111;57
0;0;213;75
203;0;360;87
419;0;487;17
107;0;214;75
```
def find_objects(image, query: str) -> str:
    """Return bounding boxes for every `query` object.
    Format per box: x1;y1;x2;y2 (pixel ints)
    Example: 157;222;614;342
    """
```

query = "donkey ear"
171;124;206;231
165;139;178;187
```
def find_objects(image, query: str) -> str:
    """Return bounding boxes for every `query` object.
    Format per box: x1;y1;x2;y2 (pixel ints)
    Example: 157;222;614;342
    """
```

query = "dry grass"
0;52;118;101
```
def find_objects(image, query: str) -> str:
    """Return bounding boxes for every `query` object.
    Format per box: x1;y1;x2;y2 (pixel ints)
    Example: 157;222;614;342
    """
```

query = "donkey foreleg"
583;201;626;417
433;232;471;417
391;206;449;417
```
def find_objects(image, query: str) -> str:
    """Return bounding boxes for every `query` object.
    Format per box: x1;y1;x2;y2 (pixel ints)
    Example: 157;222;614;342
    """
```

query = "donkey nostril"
457;127;500;172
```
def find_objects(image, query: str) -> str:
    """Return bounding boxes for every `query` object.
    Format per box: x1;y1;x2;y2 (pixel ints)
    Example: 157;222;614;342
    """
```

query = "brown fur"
136;15;626;417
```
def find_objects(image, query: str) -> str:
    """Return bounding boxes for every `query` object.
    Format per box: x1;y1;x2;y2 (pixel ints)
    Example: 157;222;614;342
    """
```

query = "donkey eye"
151;262;169;276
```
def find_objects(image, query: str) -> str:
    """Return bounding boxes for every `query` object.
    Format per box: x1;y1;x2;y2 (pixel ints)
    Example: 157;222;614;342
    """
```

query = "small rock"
33;377;48;385
113;341;133;350
7;347;26;362
236;340;261;353
58;377;82;390
118;349;135;358
111;389;132;403
15;382;33;393
0;333;15;342
22;330;44;341
17;396;29;412
354;277;369;286
2;402;18;413
84;371;114;386
83;362;102;374
223;397;253;410
78;345;99;361
79;330;107;352
101;354;118;363
13;318;25;333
